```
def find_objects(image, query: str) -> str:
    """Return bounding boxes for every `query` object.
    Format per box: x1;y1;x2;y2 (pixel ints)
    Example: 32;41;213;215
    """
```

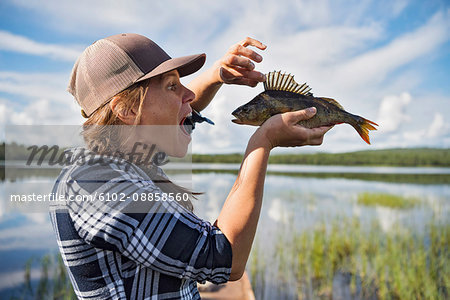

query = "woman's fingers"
283;107;317;124
217;37;266;86
260;108;334;148
224;53;256;70
239;36;267;51
229;43;264;63
302;126;333;145
220;66;264;86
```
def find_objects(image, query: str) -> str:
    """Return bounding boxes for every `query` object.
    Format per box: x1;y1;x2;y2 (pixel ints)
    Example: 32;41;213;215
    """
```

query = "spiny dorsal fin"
321;97;344;110
263;71;313;96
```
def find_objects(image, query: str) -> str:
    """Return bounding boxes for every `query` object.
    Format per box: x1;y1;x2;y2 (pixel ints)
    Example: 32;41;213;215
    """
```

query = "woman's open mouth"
180;113;193;136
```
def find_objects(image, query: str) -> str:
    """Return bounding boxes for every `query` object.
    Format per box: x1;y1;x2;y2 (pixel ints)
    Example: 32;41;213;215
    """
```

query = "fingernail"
307;107;316;114
261;73;266;81
249;61;255;69
256;54;262;61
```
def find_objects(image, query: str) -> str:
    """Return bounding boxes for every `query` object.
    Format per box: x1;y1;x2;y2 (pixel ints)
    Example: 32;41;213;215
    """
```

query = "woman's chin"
176;134;191;157
164;130;191;158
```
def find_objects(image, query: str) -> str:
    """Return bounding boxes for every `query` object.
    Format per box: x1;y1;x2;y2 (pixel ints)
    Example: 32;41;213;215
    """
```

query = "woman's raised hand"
214;37;267;87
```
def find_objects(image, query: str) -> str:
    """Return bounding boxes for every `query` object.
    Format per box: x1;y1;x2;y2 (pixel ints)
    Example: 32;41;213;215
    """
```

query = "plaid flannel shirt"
49;148;232;299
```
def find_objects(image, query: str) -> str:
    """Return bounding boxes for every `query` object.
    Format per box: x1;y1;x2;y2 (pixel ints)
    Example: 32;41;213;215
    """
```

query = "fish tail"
352;117;378;144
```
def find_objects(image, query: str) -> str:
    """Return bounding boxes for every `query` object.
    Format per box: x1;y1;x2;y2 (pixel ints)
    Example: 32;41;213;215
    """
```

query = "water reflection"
0;167;449;298
192;173;449;233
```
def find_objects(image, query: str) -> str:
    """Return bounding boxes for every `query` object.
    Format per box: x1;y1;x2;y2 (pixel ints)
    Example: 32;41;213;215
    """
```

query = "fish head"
231;105;256;124
231;93;272;126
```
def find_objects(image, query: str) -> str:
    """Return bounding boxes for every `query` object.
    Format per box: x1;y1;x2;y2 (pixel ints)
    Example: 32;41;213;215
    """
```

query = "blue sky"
0;0;449;153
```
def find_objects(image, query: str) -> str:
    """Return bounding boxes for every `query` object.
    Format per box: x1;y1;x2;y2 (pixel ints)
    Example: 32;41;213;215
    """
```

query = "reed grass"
357;192;420;209
13;198;447;299
11;253;77;300
249;216;449;299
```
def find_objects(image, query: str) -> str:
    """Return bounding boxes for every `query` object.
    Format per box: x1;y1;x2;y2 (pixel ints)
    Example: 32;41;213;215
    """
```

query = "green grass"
357;192;420;209
249;217;449;299
12;196;448;300
14;218;450;300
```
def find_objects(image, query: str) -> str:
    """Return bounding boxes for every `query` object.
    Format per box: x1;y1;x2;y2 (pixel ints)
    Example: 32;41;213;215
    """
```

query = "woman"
50;33;331;299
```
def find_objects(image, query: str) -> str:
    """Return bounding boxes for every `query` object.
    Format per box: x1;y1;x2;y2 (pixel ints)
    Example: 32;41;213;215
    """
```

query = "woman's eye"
168;83;177;91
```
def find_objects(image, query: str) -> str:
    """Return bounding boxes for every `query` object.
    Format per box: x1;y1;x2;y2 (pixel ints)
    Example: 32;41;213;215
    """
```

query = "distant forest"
1;142;449;167
193;148;450;167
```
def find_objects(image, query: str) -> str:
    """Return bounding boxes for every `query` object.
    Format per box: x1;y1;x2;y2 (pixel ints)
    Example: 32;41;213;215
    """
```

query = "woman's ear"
109;96;138;124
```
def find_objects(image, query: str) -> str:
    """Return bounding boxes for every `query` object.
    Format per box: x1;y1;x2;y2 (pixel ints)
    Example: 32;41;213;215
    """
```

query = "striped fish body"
232;71;378;144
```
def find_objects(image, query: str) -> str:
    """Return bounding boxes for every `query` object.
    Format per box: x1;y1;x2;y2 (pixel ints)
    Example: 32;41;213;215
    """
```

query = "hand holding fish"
214;37;267;87
256;107;333;149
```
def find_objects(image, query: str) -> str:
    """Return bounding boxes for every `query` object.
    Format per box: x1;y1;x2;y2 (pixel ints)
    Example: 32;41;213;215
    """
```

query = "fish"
231;71;378;144
183;109;214;134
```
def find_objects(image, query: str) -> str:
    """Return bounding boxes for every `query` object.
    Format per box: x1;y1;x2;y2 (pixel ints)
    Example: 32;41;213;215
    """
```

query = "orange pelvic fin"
355;118;378;144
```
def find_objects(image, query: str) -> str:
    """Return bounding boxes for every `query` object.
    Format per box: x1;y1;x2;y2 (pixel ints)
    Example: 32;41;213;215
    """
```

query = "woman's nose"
182;86;195;104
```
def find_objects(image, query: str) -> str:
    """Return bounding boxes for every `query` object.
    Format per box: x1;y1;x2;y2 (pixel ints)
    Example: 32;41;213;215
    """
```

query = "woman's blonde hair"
81;79;195;211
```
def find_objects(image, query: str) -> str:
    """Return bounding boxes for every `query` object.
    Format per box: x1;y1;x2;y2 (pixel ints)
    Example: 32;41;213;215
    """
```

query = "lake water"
1;164;449;298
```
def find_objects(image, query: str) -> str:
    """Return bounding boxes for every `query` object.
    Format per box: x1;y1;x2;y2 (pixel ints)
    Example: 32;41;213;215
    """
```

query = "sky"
0;0;449;154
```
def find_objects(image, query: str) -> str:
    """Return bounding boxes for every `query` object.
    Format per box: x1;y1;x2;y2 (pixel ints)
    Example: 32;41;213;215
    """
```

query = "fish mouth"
231;109;244;124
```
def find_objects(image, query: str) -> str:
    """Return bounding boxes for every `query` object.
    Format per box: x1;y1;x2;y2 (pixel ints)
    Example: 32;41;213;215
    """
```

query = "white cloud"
262;24;383;72
377;92;412;132
9;0;141;33
333;10;450;89
2;1;450;152
427;113;448;138
8;0;228;45
8;0;413;40
0;96;84;143
372;93;450;149
0;72;68;101
192;94;256;153
390;0;409;17
0;72;83;141
164;4;450;152
0;101;32;125
0;72;82;126
195;5;448;153
402;129;427;145
0;30;82;61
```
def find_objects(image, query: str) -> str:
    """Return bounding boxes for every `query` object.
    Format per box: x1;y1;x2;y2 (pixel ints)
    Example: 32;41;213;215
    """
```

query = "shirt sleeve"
64;162;232;285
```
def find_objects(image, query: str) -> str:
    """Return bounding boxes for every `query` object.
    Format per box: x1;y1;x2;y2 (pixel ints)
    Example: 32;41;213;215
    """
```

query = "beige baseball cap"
68;33;206;117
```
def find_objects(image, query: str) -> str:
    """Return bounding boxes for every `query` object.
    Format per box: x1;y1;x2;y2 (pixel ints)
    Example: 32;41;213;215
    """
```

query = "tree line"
1;142;449;167
193;148;450;166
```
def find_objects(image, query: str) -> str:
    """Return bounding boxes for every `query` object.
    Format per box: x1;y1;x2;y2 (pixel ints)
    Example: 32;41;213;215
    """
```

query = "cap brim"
136;53;206;82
